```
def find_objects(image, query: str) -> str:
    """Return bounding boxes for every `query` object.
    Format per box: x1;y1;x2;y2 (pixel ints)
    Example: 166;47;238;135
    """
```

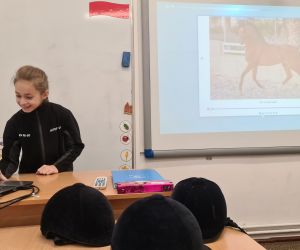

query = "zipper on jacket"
36;111;46;163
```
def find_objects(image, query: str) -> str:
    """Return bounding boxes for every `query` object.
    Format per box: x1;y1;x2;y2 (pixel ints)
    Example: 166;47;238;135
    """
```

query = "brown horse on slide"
238;23;300;94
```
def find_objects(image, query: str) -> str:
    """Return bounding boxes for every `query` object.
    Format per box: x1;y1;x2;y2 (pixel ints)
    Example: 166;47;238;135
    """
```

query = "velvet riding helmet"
171;177;246;243
40;183;115;247
111;194;211;250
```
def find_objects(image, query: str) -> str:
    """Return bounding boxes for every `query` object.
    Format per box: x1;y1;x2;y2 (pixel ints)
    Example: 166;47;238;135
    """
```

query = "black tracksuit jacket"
0;101;84;178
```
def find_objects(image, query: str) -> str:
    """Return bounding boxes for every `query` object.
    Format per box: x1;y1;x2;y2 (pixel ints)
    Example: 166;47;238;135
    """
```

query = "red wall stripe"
89;1;129;19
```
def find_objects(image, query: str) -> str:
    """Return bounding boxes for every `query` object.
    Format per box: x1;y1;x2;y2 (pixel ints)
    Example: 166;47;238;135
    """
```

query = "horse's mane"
240;22;265;44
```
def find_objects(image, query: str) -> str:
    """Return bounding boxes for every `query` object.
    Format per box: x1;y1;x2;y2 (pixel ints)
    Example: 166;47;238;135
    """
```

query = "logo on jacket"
19;134;31;138
50;126;62;133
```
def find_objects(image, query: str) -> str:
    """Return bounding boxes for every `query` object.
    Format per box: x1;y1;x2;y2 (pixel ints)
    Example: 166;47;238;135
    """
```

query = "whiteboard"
0;0;133;171
141;0;300;158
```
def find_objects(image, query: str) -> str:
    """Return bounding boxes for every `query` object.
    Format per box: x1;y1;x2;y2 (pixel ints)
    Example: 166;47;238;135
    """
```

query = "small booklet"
111;169;165;188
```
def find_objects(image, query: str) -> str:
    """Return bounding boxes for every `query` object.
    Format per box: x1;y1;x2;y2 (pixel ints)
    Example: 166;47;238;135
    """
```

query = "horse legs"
281;63;292;84
239;63;253;94
252;66;264;89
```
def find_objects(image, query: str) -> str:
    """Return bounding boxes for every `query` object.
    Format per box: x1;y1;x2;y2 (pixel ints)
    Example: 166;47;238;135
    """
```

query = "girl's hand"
36;165;58;175
0;171;7;181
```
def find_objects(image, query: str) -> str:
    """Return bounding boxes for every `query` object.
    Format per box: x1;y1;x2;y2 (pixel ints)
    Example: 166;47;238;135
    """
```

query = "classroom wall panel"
132;0;300;237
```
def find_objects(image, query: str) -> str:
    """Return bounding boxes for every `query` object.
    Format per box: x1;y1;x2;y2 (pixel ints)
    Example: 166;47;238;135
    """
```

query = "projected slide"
154;1;300;134
199;14;300;117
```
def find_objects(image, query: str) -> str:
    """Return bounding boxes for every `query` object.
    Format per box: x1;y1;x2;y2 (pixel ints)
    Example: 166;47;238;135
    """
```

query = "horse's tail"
283;46;300;75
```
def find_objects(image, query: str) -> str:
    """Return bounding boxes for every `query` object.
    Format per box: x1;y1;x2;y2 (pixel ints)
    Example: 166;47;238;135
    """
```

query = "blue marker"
122;51;131;68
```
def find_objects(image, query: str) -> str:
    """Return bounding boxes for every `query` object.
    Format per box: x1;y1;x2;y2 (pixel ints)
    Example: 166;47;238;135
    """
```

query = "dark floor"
260;241;300;250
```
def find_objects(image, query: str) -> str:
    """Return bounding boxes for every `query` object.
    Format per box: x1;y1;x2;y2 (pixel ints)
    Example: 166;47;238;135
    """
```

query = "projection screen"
142;0;300;158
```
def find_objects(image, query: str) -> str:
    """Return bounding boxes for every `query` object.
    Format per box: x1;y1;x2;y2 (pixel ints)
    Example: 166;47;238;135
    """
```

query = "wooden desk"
0;226;265;250
206;228;265;250
0;171;171;227
0;225;109;250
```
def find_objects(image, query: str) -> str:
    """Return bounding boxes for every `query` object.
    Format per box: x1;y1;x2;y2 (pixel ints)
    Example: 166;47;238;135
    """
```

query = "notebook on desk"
0;181;33;196
111;169;165;188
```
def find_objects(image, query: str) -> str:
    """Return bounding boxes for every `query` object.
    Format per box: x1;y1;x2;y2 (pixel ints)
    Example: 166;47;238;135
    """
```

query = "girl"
0;65;84;180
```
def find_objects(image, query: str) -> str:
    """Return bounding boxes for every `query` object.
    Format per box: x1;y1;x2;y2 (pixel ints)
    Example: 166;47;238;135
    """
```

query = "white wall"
0;0;133;171
132;0;300;238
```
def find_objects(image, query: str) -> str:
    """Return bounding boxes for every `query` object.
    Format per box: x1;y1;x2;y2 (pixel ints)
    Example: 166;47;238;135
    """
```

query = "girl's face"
15;80;48;113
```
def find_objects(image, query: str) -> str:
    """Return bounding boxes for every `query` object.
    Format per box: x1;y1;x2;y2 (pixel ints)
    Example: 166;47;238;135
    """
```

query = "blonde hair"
14;65;49;94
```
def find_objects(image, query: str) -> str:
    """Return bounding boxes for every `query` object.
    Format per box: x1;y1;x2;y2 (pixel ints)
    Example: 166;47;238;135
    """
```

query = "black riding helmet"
40;183;114;247
172;177;246;243
111;194;211;250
